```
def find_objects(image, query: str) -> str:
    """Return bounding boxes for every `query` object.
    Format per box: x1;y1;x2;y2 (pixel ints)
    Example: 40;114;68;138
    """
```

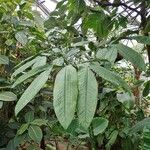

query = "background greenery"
0;0;150;149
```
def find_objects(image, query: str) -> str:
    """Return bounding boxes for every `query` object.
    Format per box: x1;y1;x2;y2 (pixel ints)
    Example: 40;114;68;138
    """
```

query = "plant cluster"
0;0;150;150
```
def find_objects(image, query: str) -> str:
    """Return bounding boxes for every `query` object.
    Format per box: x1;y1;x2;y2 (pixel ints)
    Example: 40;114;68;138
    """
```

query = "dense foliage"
0;0;150;149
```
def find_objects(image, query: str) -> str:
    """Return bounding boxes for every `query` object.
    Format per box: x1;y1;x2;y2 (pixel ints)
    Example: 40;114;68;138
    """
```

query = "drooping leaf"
0;92;17;101
92;117;109;135
131;36;150;45
14;55;35;69
90;63;131;94
15;31;28;46
12;58;37;78
53;65;78;129
28;125;42;143
77;65;98;129
12;65;48;88
15;67;52;116
113;44;146;71
143;81;150;97
0;55;9;65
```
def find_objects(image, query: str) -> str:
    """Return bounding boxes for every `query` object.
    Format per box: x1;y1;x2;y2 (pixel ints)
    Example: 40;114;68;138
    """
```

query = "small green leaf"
25;111;34;122
143;81;150;97
53;65;78;129
17;123;29;135
0;92;17;101
0;55;9;65
15;67;52;116
114;44;146;71
15;31;28;46
31;119;48;126
5;39;13;46
28;125;43;143
92;117;109;136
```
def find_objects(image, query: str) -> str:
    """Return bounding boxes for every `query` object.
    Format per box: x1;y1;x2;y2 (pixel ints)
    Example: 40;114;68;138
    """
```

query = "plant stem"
89;126;96;150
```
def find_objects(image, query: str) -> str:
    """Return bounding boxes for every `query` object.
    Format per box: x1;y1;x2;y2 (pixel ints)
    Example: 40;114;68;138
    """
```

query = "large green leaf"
0;92;17;101
28;125;42;143
0;55;9;65
15;67;52;116
77;65;98;129
114;44;146;71
90;63;131;94
12;65;48;88
53;65;78;129
15;31;28;46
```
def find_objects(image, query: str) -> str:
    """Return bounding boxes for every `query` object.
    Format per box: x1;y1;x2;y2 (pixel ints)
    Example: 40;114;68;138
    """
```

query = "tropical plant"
0;0;150;150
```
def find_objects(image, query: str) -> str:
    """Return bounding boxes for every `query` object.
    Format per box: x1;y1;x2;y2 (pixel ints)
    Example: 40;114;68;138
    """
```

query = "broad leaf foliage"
15;67;52;115
53;65;78;129
77;65;98;129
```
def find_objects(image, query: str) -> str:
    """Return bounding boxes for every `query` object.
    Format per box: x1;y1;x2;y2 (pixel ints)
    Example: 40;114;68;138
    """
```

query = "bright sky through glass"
44;0;57;11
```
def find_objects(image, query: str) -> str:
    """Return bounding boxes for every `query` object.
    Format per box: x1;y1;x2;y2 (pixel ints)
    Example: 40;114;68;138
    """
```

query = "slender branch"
93;0;140;14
